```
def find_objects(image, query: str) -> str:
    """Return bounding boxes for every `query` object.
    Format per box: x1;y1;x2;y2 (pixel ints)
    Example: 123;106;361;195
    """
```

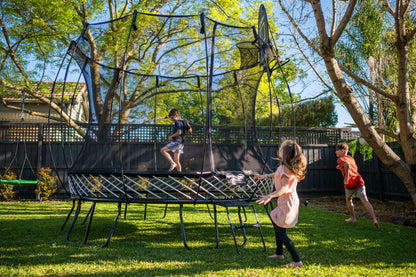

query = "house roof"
1;81;87;103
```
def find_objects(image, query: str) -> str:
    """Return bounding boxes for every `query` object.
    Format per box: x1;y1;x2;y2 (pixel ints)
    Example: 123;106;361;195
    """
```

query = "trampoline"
52;5;289;252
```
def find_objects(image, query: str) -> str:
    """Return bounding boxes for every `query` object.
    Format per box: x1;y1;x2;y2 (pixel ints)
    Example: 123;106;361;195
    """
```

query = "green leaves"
340;137;373;162
256;96;338;127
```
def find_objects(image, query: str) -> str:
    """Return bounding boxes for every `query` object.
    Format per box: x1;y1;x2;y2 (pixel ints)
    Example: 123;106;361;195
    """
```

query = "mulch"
301;196;416;228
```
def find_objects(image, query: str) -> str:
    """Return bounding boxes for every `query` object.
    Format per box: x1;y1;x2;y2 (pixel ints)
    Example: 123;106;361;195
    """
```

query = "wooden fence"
0;123;409;200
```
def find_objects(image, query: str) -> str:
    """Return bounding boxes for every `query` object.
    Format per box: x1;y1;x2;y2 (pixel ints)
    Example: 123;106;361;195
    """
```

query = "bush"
35;168;58;201
0;168;16;201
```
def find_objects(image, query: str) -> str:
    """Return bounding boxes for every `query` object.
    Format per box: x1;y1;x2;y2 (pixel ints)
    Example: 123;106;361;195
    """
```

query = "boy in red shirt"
336;142;380;229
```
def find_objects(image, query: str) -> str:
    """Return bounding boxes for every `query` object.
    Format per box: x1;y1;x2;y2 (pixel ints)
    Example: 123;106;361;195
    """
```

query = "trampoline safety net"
54;9;279;202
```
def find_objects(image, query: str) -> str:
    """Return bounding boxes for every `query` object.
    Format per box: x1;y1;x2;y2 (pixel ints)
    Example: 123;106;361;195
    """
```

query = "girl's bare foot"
169;163;177;171
284;261;303;268
374;221;380;229
268;254;284;259
345;218;356;223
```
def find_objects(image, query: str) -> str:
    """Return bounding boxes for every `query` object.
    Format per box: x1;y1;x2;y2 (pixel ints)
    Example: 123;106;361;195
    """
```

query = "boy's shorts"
345;186;367;198
165;142;184;154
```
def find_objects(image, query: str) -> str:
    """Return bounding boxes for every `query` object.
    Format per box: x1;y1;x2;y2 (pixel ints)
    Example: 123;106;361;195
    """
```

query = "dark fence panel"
0;123;410;200
300;145;344;196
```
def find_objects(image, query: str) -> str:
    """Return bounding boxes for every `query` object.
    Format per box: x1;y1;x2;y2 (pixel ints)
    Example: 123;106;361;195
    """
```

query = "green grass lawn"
0;200;415;276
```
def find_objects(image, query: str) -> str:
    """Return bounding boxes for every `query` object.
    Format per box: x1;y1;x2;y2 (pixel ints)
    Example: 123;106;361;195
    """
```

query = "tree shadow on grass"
1;202;415;276
1;214;271;275
294;206;416;266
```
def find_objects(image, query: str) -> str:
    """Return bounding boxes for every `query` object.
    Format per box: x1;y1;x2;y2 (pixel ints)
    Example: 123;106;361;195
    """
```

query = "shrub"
36;168;58;201
86;176;103;198
0;168;17;201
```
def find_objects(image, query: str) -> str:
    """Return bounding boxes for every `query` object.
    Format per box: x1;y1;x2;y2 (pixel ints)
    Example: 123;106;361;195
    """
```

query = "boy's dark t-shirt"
172;120;189;144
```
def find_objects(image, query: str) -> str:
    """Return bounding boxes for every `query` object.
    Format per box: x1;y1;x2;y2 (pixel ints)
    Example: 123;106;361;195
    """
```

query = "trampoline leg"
221;201;264;254
242;207;248;222
207;204;214;220
237;206;248;248
162;204;168;219
214;204;219;249
225;206;241;255
83;201;96;244
66;199;82;242
252;205;267;252
101;202;122;248
179;204;191;250
124;203;128;220
61;199;76;231
81;203;94;225
264;202;273;220
144;203;147;220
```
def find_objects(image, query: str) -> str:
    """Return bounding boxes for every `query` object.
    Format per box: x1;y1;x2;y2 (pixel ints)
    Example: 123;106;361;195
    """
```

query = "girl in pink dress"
256;140;307;268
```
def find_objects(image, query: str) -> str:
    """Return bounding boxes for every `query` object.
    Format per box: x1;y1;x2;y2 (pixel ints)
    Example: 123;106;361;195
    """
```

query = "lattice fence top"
0;123;354;145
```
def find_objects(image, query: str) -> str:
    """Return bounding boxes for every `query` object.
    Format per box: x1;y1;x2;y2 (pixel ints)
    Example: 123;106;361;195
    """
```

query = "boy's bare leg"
345;197;357;222
359;196;380;229
160;147;176;169
173;152;181;172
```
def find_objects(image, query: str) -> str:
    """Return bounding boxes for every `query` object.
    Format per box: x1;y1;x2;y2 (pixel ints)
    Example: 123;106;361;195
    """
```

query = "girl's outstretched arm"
256;176;289;205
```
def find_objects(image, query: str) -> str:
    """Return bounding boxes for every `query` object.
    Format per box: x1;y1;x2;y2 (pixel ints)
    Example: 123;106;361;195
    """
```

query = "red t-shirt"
336;155;364;190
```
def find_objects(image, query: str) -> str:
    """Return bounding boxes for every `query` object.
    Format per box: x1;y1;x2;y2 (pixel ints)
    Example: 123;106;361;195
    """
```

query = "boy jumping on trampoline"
160;109;192;172
335;142;380;229
256;140;307;268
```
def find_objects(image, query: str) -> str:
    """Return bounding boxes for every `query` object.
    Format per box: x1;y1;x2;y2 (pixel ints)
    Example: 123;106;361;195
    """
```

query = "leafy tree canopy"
0;0;336;129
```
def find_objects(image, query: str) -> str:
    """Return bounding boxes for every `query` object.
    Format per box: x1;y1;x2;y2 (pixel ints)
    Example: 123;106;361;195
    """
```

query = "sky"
335;104;355;129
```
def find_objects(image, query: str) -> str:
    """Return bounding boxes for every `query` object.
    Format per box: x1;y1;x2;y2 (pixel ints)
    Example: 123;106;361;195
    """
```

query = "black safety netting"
54;11;269;174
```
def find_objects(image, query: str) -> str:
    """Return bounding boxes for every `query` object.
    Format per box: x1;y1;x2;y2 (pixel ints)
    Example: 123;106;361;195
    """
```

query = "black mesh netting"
56;11;268;173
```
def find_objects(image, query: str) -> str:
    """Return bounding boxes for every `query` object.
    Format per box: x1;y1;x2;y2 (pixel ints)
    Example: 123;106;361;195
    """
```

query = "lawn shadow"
292;206;416;266
1;202;271;276
1;201;415;275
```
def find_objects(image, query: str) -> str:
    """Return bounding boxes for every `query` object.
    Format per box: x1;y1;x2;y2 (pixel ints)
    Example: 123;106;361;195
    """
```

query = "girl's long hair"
279;140;307;180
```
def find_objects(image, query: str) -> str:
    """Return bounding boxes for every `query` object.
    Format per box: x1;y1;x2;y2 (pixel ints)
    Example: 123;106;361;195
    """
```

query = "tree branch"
374;127;400;141
209;0;231;18
400;0;410;17
0;16;30;85
0;78;86;137
0;98;72;124
277;0;321;55
292;34;334;92
332;0;357;44
338;63;398;102
330;0;336;36
309;0;330;47
382;0;395;16
293;89;332;103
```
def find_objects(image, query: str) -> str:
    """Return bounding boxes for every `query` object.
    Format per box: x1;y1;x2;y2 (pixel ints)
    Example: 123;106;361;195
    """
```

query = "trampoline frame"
60;171;272;252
